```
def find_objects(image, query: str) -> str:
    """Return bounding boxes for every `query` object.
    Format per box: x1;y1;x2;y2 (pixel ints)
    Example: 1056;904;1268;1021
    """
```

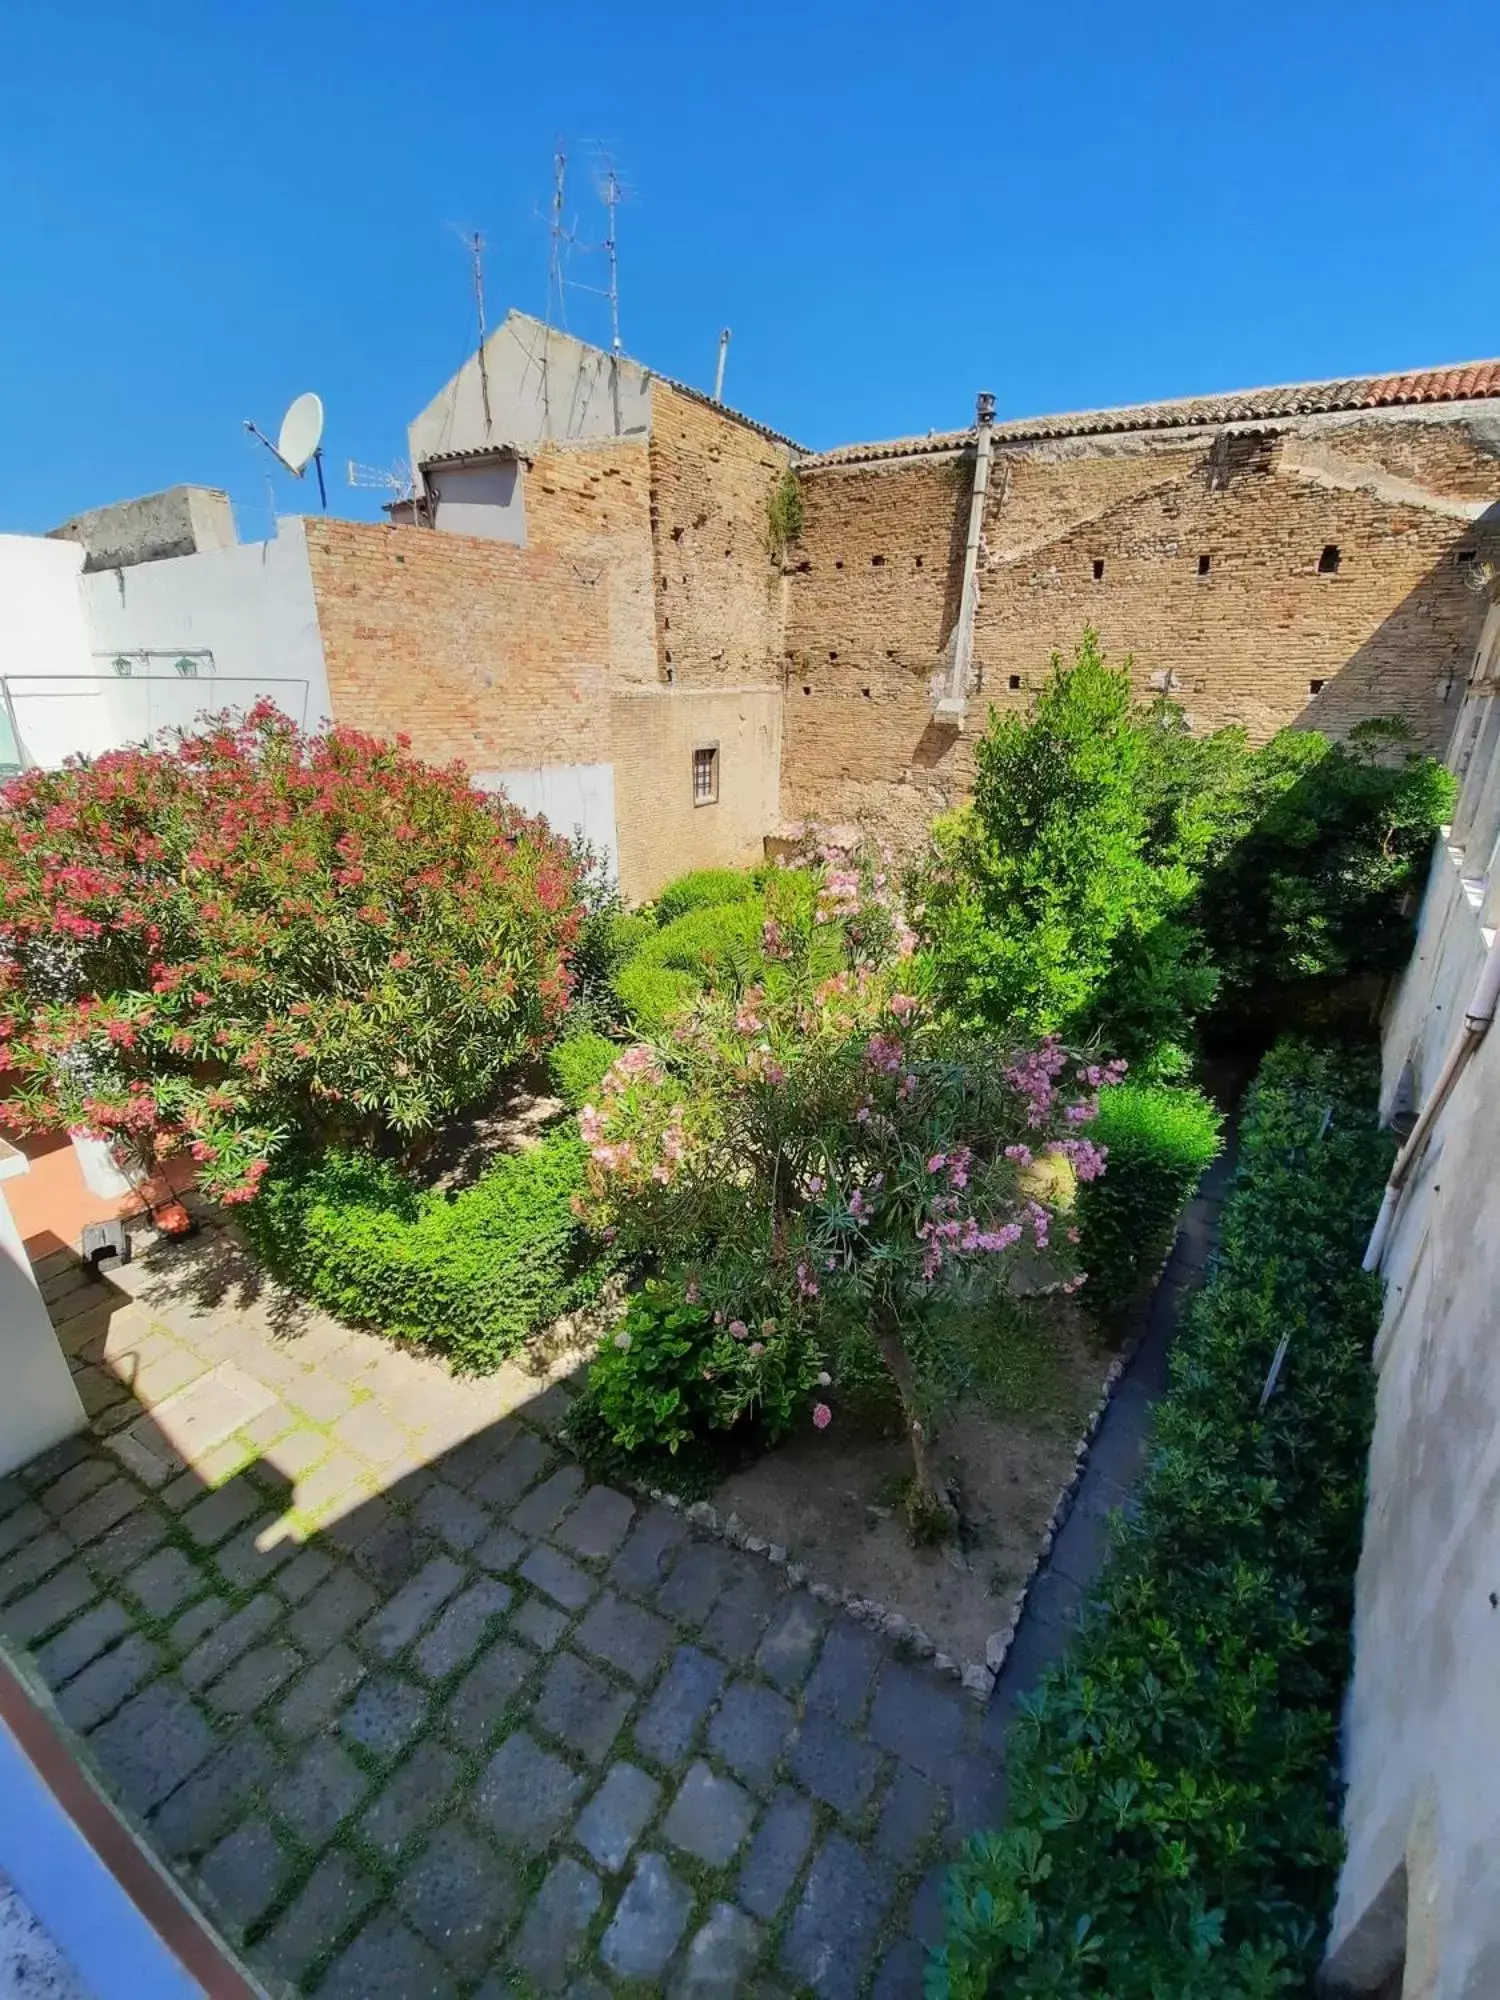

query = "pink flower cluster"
1004;1037;1072;1128
1048;1136;1109;1182
915;1213;1025;1280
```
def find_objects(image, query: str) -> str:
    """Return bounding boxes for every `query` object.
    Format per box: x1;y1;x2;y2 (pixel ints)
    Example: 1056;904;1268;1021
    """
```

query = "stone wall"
782;411;1500;845
649;384;791;688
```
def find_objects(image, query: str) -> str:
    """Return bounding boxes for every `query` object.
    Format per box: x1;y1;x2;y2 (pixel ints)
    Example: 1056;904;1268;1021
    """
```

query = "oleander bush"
1074;1083;1224;1329
0;704;583;1200
935;1039;1393;1998
245;1129;611;1370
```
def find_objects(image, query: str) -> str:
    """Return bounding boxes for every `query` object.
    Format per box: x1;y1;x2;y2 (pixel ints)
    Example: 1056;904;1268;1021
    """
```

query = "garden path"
2;1218;1000;1999
0;1127;1231;1998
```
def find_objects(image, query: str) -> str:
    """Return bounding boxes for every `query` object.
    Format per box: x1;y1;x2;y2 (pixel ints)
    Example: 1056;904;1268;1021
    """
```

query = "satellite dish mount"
244;392;327;509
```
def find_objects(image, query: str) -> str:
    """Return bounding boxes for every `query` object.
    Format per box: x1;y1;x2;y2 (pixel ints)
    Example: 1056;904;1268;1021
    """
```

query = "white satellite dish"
277;393;324;475
244;391;328;508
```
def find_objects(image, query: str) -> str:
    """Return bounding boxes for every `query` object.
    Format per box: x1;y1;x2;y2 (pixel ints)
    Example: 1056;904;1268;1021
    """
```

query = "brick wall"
304;435;657;771
649;384;791;687
782;414;1500;843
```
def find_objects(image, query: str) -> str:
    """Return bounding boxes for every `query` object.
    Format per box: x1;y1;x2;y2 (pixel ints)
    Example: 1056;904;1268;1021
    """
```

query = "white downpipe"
936;392;996;725
1363;932;1500;1272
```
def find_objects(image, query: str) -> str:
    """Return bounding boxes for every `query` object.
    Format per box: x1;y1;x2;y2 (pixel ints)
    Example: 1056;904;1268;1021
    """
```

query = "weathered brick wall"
783;413;1500;844
305;437;657;770
649;384;790;687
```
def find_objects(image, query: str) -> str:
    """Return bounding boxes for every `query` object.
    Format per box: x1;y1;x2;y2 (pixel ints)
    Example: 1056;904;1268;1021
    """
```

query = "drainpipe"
934;391;996;728
1363;931;1500;1272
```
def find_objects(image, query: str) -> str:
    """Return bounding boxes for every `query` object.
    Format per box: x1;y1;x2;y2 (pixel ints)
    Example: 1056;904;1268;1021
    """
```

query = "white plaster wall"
80;517;331;731
409;311;653;467
1;522;332;768
1328;685;1500;1993
0;536;116;765
428;460;527;544
472;762;619;880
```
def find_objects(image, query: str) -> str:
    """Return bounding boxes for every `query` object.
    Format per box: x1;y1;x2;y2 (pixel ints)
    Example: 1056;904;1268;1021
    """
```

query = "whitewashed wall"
1325;601;1500;1997
473;762;620;880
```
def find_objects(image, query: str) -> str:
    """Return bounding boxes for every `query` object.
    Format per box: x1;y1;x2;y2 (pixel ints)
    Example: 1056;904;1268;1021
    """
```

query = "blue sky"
2;0;1495;538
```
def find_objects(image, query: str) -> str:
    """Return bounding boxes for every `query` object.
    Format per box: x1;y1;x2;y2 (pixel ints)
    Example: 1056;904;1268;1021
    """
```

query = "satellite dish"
277;393;324;476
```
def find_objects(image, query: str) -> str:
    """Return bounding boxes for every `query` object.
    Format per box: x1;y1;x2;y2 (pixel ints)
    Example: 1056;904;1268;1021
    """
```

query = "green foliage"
568;1278;822;1493
610;875;834;1029
920;635;1453;1071
548;1030;619;1109
612;959;702;1032
1195;720;1457;1004
766;469;804;558
921;634;1208;1049
245;1129;610;1370
652;867;759;925
1076;1083;1224;1328
935;1039;1393;1998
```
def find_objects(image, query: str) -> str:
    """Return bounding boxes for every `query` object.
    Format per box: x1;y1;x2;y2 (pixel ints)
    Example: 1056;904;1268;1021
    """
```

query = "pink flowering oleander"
1049;1136;1108;1182
888;992;919;1020
812;1403;832;1431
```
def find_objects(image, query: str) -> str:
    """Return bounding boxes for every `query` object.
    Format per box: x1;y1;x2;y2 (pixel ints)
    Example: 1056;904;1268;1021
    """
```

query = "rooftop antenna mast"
546;142;570;330
596;150;624;357
457;227;494;441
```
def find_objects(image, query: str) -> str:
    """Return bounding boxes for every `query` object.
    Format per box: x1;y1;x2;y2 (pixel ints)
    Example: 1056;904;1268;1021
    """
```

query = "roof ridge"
800;359;1500;469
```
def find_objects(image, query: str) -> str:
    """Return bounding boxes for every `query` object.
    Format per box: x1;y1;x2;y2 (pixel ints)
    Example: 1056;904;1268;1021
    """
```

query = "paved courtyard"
0;1217;1010;1997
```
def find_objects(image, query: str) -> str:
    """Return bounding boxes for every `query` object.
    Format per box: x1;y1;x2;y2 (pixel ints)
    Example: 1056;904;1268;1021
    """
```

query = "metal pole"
714;328;731;403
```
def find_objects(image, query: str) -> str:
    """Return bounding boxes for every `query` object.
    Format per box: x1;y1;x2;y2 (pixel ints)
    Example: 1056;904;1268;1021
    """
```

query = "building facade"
4;327;1497;900
1320;601;1500;2000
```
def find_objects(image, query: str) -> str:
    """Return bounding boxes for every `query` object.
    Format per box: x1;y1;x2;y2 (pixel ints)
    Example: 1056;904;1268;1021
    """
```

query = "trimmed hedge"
548;1029;619;1109
1076;1083;1224;1328
612;897;769;1029
245;1130;611;1371
652;866;758;925
936;1039;1393;1998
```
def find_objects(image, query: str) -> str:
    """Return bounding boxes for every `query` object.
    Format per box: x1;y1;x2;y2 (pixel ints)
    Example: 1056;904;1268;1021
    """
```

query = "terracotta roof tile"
799;360;1500;469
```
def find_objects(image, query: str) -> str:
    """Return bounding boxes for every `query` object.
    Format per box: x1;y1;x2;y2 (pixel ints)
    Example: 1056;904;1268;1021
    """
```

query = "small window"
1309;678;1326;695
915;555;924;570
1197;553;1211;575
1318;544;1341;574
861;686;871;699
1008;674;1022;690
871;554;886;567
1092;558;1105;581
1456;548;1477;567
692;745;719;806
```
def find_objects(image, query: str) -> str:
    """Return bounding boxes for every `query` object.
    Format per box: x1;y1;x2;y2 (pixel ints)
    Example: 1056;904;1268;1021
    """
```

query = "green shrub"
566;1278;822;1494
612;960;701;1032
919;637;1452;1073
935;1040;1393;1997
653;867;758;925
548;1030;619;1108
1076;1083;1224;1327
612;897;770;1028
246;1129;611;1370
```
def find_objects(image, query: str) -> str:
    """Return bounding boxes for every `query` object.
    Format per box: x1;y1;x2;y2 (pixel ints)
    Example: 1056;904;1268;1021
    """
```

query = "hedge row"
1075;1082;1224;1328
935;1039;1393;1999
245;1130;612;1372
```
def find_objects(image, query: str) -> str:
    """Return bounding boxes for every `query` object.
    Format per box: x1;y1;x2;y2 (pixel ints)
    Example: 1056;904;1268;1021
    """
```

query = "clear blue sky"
2;0;1495;539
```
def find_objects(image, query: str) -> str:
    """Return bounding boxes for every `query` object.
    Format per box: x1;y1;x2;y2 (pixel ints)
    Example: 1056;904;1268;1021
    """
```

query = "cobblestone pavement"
0;1221;1012;1998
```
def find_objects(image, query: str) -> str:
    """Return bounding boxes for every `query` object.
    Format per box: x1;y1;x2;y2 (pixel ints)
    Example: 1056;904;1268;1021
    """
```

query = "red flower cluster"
0;704;584;1200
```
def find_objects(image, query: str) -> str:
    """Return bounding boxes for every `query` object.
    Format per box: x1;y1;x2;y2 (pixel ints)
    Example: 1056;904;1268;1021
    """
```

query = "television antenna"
346;458;417;515
449;225;493;439
244;392;327;508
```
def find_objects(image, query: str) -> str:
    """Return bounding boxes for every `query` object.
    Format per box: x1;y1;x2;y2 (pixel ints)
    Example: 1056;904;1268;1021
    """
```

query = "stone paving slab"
0;1219;1080;1998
